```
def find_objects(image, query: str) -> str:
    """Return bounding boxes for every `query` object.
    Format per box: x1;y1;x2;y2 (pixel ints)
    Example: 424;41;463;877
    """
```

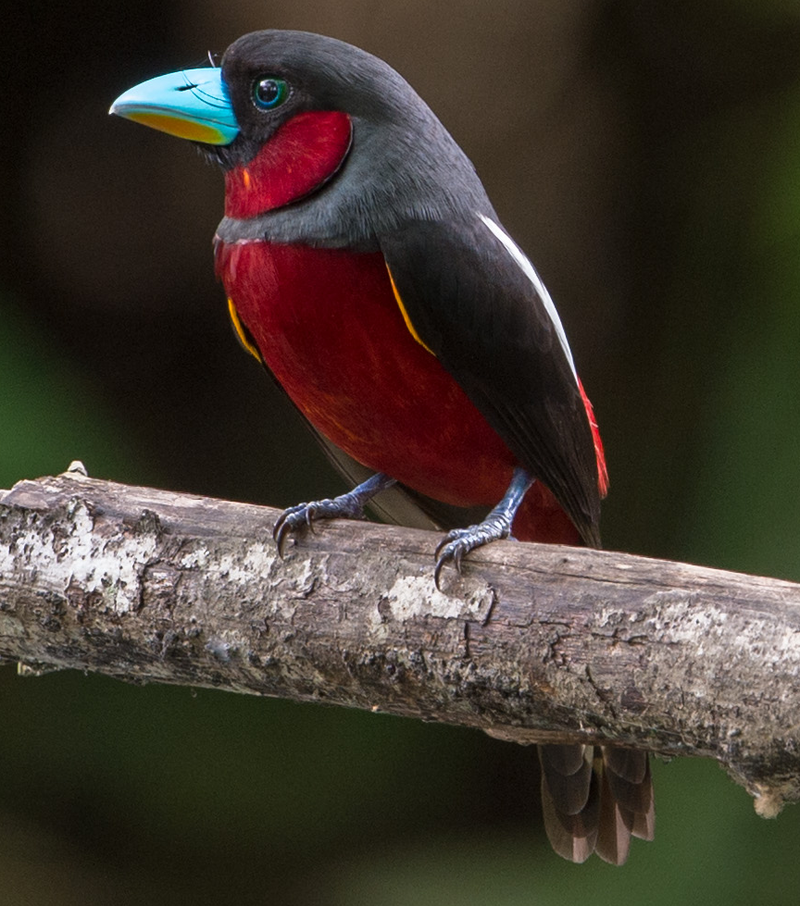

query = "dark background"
3;1;800;902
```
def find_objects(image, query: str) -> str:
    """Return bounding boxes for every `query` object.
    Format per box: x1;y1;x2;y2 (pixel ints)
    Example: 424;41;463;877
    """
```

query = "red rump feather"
578;378;609;497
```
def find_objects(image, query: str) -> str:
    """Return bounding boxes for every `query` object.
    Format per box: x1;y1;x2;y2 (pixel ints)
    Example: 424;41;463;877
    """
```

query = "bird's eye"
253;77;289;110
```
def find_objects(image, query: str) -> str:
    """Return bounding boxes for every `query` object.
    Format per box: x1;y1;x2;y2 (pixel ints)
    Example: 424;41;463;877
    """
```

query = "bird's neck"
224;111;353;219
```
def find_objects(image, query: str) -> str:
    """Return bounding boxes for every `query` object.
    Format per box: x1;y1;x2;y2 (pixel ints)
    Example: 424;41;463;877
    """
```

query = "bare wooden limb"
2;467;800;817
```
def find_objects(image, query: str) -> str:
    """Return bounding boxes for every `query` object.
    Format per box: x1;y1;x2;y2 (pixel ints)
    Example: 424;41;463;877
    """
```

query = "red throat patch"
224;110;352;218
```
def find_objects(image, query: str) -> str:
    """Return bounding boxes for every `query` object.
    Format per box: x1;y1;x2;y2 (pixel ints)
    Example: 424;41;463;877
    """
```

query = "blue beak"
110;67;240;146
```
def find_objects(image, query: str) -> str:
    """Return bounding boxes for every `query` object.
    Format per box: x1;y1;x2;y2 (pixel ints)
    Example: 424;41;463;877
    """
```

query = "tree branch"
2;466;799;817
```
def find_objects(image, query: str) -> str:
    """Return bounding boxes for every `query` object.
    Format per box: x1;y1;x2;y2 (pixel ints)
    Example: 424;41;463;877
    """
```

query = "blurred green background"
3;0;800;902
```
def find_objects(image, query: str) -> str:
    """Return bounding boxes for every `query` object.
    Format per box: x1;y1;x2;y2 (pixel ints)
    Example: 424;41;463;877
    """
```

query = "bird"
111;29;653;863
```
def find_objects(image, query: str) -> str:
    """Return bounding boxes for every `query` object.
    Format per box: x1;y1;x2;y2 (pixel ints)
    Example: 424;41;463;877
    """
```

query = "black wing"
380;215;602;546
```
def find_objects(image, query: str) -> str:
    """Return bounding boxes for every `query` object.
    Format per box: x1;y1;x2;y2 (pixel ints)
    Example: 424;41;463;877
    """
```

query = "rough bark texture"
2;467;800;818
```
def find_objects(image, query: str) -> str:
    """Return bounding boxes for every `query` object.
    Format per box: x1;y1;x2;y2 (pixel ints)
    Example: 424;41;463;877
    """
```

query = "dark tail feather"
539;744;599;863
540;750;599;862
539;745;654;864
595;768;633;865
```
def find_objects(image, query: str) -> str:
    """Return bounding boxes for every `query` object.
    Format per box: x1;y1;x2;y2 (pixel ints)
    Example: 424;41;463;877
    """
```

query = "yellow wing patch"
385;264;435;356
227;298;263;363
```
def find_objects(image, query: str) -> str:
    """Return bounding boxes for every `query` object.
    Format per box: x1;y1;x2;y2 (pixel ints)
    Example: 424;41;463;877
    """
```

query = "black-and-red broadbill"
111;29;653;863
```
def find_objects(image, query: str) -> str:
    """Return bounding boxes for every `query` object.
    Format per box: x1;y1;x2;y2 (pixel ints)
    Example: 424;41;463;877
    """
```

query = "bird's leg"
273;472;397;555
434;467;534;588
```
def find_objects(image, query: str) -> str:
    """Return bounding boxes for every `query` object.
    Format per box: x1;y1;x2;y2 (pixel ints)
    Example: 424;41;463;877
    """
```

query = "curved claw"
434;558;447;591
434;528;475;590
273;502;319;557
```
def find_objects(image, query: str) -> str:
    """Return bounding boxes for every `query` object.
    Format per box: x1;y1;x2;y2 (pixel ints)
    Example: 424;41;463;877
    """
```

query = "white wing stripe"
478;214;577;382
